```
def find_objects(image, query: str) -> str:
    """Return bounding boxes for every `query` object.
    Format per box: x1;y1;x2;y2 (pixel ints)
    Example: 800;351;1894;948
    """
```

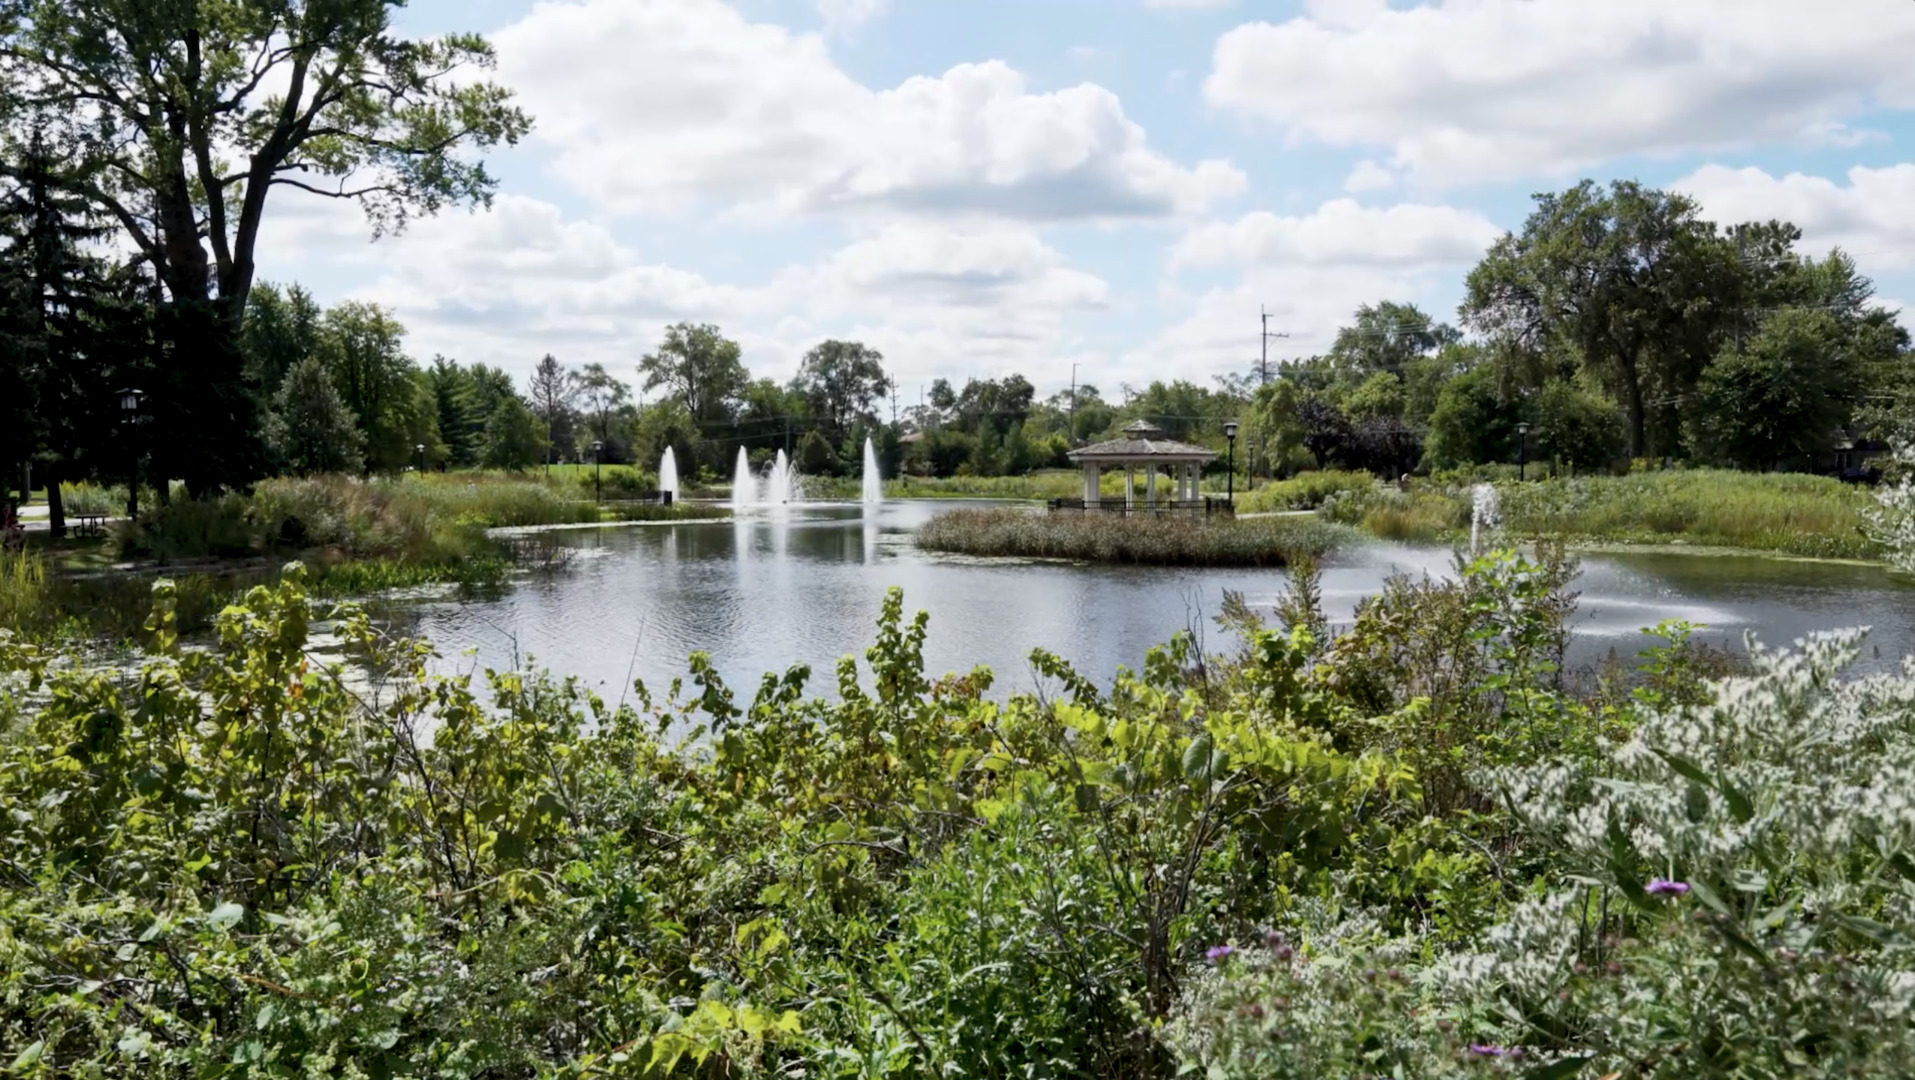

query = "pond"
404;500;1915;700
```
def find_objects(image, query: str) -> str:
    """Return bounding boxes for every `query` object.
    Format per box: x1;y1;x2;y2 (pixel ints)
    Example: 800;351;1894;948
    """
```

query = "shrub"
1172;624;1915;1078
1237;470;1377;513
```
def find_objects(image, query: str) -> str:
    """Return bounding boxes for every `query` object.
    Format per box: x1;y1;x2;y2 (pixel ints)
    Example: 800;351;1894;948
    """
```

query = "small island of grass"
915;507;1358;567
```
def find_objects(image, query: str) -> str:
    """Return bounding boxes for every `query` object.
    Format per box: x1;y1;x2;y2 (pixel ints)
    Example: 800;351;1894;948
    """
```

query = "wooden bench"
73;514;107;538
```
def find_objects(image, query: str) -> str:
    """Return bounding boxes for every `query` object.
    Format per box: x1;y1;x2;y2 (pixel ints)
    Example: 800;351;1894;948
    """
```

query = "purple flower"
1468;1044;1510;1057
1205;944;1235;962
1645;879;1691;897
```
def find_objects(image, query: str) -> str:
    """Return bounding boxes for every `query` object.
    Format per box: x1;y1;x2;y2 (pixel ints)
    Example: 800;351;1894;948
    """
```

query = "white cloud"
1205;0;1915;186
1676;163;1915;271
1168;198;1501;272
497;0;1245;223
1343;160;1395;193
255;194;1109;389
818;0;887;34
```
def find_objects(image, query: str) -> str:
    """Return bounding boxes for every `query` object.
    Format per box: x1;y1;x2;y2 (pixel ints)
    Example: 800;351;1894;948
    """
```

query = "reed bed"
916;508;1358;567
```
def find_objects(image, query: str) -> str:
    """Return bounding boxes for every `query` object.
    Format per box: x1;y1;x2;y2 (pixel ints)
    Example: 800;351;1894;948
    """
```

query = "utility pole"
1256;306;1290;486
1068;362;1079;445
1259;306;1290;387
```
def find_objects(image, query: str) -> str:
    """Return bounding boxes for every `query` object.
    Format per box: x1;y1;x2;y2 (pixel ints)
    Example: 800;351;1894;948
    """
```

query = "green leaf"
1182;734;1216;782
10;1041;44;1070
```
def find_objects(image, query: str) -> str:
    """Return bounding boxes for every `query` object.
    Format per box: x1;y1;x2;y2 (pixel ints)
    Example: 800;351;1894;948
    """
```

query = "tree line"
1247;181;1913;479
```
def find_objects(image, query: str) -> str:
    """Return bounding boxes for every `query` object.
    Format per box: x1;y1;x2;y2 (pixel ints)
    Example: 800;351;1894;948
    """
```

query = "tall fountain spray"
731;447;756;512
1469;482;1500;555
659;447;680;504
766;450;794;506
861;437;883;507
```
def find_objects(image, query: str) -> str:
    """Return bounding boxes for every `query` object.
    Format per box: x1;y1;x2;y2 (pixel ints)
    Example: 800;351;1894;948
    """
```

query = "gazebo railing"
1047;497;1234;517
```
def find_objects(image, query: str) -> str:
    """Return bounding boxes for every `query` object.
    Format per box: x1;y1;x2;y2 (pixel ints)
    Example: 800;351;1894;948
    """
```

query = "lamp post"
592;440;603;502
1517;422;1530;482
118;388;144;519
415;443;426;474
1223;419;1239;506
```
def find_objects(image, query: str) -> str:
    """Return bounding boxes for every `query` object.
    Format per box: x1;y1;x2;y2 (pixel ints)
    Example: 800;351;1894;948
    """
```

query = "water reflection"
403;501;1915;700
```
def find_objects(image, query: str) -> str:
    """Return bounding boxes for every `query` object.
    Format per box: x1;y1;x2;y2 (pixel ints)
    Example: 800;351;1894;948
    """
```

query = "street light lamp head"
593;440;603;454
1223;420;1240;440
119;388;143;415
1517;422;1530;436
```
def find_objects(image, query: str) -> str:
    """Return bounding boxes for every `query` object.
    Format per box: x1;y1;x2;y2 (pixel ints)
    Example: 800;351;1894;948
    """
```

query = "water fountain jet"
861;437;883;508
659;447;680;504
1469;482;1500;555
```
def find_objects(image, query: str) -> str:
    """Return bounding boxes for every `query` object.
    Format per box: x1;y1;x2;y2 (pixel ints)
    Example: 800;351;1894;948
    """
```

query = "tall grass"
1495;469;1875;558
916;508;1358;567
121;475;602;564
58;482;127;516
0;549;50;634
1320;470;1877;558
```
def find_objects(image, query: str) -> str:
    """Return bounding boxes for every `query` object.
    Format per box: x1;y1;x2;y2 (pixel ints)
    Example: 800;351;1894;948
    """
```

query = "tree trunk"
45;462;64;539
1619;351;1647;460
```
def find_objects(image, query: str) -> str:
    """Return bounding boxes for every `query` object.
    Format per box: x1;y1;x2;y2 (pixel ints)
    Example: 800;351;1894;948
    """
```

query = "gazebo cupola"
1063;419;1218;511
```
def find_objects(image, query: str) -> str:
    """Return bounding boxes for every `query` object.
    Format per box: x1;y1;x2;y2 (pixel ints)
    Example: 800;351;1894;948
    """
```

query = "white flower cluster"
1865;441;1915;575
1490;627;1915;888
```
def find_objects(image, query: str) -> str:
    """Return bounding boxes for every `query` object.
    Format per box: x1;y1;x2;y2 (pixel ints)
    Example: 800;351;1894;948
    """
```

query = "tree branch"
269;176;399;200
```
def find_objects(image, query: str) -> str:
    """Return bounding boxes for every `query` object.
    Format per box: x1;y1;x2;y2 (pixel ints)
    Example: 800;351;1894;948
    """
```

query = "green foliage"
1693;307;1853;470
1425;364;1523;469
1236;470;1377;513
116;474;601;566
916;508;1358;566
264;355;366;476
55;482;124;517
1321;471;1877;559
481;395;550;471
6;542;1904;1077
1529;379;1625;470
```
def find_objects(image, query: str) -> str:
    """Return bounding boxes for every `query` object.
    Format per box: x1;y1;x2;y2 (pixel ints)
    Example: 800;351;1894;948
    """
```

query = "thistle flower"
1468;1043;1510;1057
1205;944;1235;962
1645;879;1691;896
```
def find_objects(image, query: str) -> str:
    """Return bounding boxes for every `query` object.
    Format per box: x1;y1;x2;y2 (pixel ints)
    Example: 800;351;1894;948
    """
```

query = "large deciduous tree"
0;0;530;328
1462;181;1736;460
639;323;748;430
793;340;888;444
0;0;529;489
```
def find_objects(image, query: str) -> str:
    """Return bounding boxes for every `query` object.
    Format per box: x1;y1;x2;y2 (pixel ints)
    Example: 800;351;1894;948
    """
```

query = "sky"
259;0;1915;402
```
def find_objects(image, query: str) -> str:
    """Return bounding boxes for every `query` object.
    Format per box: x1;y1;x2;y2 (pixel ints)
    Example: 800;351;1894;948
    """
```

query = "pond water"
404;500;1915;700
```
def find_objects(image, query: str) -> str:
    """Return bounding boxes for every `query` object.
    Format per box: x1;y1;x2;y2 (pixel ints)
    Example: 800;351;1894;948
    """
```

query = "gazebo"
1055;419;1226;515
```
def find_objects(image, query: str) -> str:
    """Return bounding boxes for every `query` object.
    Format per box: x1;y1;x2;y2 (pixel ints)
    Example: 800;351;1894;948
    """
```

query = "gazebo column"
1082;461;1100;505
1186;462;1198;503
1145;464;1158;509
1124;466;1135;510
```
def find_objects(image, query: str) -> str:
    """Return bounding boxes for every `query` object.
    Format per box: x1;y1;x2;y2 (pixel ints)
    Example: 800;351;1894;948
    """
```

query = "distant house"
899;431;926;446
1818;427;1890;482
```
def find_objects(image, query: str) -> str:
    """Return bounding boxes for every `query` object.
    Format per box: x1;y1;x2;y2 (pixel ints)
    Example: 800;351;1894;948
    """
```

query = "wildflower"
1468;1043;1510;1057
1645;879;1691;896
1205;944;1234;962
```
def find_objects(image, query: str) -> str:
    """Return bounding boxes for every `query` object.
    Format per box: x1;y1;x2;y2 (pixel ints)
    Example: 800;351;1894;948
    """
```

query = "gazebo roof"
1068;419;1217;463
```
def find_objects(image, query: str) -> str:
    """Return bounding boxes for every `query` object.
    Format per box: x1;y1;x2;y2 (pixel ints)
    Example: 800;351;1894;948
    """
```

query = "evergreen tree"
264;356;365;476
